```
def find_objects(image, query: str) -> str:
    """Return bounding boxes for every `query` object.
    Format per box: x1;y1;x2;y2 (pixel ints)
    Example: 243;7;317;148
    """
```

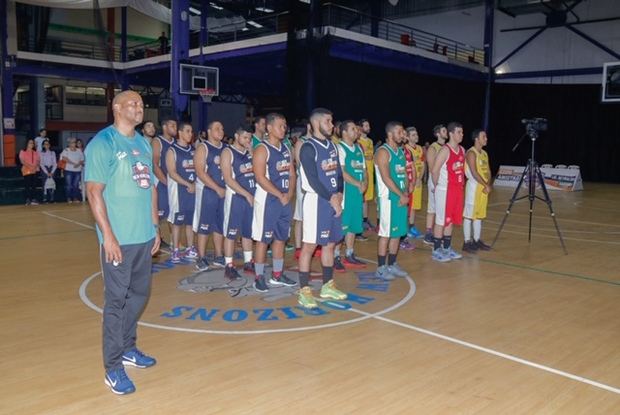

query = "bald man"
85;90;160;395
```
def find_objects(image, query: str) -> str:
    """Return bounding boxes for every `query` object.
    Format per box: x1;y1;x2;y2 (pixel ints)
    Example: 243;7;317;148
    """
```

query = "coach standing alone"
85;90;160;395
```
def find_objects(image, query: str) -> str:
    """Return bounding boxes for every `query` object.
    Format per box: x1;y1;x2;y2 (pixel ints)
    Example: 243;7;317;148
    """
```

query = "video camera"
521;117;548;132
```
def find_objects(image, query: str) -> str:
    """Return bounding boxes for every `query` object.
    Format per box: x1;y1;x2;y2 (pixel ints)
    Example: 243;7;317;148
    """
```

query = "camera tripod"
491;128;568;254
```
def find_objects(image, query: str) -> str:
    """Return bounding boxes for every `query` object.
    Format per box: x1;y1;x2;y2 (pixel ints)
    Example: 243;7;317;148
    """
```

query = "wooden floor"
1;183;620;414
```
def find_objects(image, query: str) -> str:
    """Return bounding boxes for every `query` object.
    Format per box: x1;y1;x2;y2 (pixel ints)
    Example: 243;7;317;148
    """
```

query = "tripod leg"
528;162;535;242
492;164;530;248
534;166;568;254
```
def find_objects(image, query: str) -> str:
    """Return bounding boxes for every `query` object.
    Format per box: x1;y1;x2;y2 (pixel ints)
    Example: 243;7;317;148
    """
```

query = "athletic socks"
243;250;253;263
273;258;284;273
255;263;265;278
443;235;452;250
378;255;386;267
345;248;354;257
334;246;341;258
299;271;310;288
224;256;233;266
322;266;334;284
388;253;397;266
433;237;442;251
473;220;482;241
463;218;472;241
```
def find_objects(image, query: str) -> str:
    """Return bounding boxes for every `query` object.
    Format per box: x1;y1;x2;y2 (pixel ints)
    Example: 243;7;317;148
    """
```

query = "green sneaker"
298;287;318;309
320;280;347;300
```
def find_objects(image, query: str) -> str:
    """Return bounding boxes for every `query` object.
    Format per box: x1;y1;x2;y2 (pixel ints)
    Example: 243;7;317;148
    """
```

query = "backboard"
180;63;219;96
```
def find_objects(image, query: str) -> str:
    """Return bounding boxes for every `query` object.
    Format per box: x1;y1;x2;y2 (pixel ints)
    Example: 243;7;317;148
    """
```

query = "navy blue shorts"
302;194;344;246
252;194;291;244
223;194;253;240
192;185;224;235
157;182;169;219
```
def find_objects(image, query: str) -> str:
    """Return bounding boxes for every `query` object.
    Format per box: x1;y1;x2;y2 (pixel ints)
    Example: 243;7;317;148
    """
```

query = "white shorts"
293;176;304;221
427;179;436;214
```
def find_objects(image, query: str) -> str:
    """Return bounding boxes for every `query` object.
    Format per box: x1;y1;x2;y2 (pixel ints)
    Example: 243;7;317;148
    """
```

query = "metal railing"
323;3;485;65
18;4;484;66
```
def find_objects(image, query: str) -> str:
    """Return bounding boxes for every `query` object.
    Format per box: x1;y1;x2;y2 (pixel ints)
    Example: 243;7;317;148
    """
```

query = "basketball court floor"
1;184;619;414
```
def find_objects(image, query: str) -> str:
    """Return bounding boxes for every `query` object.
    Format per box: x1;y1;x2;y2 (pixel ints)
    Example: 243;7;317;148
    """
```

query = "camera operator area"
1;1;619;413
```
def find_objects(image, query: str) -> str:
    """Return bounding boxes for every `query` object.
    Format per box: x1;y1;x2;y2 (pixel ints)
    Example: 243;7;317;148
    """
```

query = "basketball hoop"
198;88;216;103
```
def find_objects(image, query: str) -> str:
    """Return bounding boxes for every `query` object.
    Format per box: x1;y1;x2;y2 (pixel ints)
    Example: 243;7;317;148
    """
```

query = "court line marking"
78;253;620;394
348;307;620;395
78;271;417;335
473;257;620;287
0;228;91;241
486;208;620;228
487;226;620;246
42;211;94;230
485;220;620;235
47;208;620;393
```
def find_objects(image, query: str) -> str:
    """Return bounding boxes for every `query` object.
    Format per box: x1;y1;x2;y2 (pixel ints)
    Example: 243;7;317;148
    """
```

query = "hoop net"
198;88;216;103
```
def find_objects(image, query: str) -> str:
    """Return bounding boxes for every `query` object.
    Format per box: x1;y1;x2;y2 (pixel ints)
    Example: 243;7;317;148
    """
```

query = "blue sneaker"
423;232;434;245
104;367;135;395
444;247;463;260
122;348;157;368
432;249;451;263
375;265;395;281
212;256;226;268
407;226;421;239
388;263;409;278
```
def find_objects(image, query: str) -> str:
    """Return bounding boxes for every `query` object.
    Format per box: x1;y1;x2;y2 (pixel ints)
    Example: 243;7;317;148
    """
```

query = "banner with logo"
494;165;583;191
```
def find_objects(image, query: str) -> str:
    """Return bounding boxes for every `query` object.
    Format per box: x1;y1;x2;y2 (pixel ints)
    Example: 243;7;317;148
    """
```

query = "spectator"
34;128;47;153
60;138;85;203
39;139;57;203
19;139;40;205
158;32;168;54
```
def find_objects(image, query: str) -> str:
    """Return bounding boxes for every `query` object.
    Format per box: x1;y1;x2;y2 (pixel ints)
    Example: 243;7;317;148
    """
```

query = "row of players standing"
148;111;492;295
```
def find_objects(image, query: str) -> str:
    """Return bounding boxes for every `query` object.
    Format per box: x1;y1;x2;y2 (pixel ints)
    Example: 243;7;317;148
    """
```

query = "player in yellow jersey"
423;124;447;245
405;126;425;239
463;129;492;253
357;119;375;231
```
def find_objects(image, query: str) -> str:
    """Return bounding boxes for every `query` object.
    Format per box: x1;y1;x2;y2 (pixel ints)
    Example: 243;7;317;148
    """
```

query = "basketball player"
193;121;227;271
141;120;156;145
423;124;448;244
406;127;425;238
86;90;159;395
358;119;375;231
297;108;347;309
431;122;466;262
220;124;256;278
338;120;367;268
374;122;410;281
251;115;266;149
252;113;297;292
400;129;418;251
166;122;197;263
293;127;308;260
151;117;177;247
463;129;492;253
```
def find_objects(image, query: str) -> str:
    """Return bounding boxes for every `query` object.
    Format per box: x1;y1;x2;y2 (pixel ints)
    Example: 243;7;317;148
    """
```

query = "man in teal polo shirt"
85;90;160;395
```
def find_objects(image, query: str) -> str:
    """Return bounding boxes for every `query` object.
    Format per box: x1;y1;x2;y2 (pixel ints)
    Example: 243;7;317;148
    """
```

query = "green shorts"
341;188;364;235
377;197;408;238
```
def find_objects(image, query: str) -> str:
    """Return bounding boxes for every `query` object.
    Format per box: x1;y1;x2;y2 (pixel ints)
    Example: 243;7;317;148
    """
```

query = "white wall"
391;0;620;84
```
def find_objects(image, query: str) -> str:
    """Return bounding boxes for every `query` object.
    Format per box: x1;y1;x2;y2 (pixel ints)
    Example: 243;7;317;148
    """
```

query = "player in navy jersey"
193;121;227;271
220;124;256;279
151;117;176;247
165;122;197;263
297;108;347;309
251;113;297;292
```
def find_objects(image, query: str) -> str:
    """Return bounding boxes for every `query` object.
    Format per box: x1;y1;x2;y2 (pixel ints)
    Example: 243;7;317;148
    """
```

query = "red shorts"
434;185;464;226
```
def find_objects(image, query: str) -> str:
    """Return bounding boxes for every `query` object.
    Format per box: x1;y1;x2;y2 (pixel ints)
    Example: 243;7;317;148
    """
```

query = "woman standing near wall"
19;139;40;205
39;139;57;203
60;138;85;203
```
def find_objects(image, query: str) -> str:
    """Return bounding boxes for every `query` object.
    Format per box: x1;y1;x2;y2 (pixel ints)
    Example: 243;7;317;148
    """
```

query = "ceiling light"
189;7;201;15
209;2;223;10
247;20;264;28
255;7;274;13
